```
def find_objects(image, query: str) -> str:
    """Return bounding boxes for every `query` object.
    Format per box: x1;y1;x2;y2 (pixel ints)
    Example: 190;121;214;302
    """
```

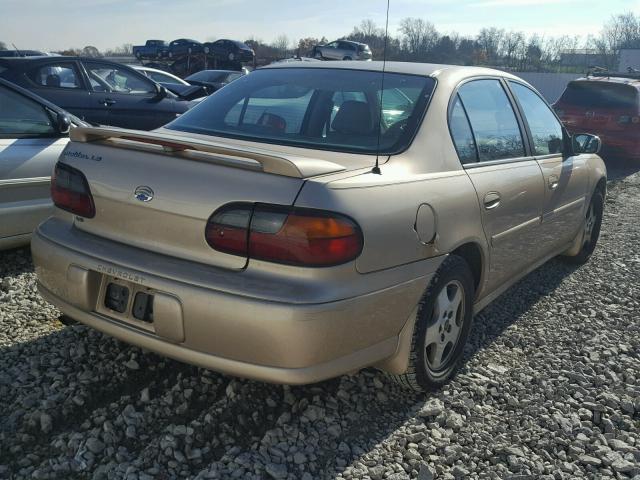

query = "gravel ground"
1;167;639;480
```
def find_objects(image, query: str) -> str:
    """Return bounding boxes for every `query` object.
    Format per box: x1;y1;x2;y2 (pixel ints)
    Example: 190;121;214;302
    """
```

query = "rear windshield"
167;68;435;154
559;81;639;110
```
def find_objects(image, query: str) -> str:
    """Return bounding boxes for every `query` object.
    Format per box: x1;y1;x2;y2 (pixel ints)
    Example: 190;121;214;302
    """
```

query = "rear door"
508;80;589;249
82;61;177;130
25;60;93;122
0;84;65;238
323;41;341;60
451;78;545;292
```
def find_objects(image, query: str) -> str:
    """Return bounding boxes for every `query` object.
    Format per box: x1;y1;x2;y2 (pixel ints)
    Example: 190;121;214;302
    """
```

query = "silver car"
314;40;372;61
0;78;83;250
32;63;605;392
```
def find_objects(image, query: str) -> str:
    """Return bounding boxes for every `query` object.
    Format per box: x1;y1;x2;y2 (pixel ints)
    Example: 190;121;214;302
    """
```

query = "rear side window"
449;94;477;164
0;85;55;137
559;81;639;110
29;63;81;89
457;79;525;162
510;82;563;156
168;68;435;154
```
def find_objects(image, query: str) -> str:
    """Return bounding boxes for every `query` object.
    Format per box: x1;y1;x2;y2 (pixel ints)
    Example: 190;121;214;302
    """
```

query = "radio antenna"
372;0;390;175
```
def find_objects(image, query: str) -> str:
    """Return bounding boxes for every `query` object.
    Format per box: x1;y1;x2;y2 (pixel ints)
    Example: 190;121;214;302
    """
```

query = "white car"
131;65;189;86
0;78;85;249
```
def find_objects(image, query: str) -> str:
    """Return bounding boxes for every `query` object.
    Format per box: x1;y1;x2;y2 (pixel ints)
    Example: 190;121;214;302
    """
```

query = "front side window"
449;94;477;164
85;63;155;94
510;82;563;155
458;79;525;162
167;68;435;154
0;85;56;137
29;63;81;89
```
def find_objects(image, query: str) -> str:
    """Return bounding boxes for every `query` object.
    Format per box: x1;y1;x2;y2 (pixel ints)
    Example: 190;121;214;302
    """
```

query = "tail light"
618;115;640;125
205;203;363;267
51;162;95;218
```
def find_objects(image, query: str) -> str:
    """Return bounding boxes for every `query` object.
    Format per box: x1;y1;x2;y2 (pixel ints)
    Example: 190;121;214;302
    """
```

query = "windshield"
559;81;639;110
167;68;435;154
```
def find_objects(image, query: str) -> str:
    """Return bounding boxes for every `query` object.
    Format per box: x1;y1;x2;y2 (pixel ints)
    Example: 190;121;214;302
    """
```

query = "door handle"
101;98;116;106
483;192;501;210
548;175;559;190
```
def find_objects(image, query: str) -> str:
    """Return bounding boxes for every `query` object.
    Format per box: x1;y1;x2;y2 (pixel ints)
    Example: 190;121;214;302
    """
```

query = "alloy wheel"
424;280;465;372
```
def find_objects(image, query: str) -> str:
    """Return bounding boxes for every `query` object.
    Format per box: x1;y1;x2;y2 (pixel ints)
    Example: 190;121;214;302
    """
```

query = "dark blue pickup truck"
132;40;169;60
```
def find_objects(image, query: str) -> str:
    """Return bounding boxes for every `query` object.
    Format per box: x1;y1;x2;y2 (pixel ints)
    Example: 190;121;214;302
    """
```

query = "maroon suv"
554;74;640;161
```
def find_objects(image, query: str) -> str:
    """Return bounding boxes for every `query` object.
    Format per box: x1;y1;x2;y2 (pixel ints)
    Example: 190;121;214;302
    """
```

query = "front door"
507;81;589;250
450;79;545;292
82;61;170;130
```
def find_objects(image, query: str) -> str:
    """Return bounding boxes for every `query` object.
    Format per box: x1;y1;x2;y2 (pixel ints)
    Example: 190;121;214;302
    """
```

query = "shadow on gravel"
0;246;34;277
601;155;640;183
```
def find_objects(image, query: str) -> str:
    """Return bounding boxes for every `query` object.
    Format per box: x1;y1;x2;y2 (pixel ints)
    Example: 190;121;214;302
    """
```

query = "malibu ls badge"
134;186;154;202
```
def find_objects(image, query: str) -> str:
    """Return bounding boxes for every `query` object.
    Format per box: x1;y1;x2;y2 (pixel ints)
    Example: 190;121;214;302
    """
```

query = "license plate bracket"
104;282;130;313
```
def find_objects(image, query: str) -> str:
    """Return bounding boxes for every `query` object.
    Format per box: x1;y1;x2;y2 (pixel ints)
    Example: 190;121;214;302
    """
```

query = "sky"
0;0;638;52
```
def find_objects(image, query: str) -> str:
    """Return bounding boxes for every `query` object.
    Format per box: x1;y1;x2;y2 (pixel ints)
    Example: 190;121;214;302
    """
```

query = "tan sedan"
32;62;606;392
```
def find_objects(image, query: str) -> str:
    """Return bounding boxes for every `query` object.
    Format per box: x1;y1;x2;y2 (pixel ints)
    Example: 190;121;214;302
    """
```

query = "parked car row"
133;38;255;64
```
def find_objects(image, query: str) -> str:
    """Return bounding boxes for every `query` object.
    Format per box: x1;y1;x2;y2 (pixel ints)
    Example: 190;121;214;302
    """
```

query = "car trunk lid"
60;126;350;269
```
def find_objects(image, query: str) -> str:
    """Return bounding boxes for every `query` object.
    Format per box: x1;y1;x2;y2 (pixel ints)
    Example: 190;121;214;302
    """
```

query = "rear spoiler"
69;126;346;178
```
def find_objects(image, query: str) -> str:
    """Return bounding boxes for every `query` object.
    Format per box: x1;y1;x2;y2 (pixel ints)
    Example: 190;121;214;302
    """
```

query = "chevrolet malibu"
32;62;606;392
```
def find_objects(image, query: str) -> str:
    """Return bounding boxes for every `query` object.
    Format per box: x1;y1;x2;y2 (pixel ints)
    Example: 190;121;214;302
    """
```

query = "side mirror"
56;113;71;134
155;85;168;99
572;133;602;155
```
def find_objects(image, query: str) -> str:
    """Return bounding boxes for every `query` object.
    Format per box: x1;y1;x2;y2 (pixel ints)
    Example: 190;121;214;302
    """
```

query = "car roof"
262;60;519;79
571;76;640;88
0;56;139;71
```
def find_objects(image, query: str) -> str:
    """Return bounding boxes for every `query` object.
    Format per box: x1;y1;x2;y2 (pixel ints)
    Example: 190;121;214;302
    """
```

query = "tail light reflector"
51;162;95;218
205;204;363;267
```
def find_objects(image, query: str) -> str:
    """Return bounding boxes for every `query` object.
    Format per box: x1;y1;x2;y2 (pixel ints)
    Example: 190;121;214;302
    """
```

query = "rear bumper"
32;218;440;384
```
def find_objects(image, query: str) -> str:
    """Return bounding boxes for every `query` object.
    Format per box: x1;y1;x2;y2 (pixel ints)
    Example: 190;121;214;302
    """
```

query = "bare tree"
502;31;525;69
297;37;320;56
477;27;504;64
271;34;290;59
399;18;438;59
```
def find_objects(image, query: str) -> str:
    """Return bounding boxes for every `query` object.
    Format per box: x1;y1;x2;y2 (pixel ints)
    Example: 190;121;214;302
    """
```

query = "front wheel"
388;255;475;392
563;189;604;264
342;56;352;61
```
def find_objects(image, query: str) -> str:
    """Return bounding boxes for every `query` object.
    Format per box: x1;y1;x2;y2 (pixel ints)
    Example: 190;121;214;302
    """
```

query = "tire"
343;56;352;61
563;188;604;265
388;255;475;392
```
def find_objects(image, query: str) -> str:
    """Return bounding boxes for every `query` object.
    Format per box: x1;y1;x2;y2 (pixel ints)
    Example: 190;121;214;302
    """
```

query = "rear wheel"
563;188;604;264
343;56;352;61
388;255;475;392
